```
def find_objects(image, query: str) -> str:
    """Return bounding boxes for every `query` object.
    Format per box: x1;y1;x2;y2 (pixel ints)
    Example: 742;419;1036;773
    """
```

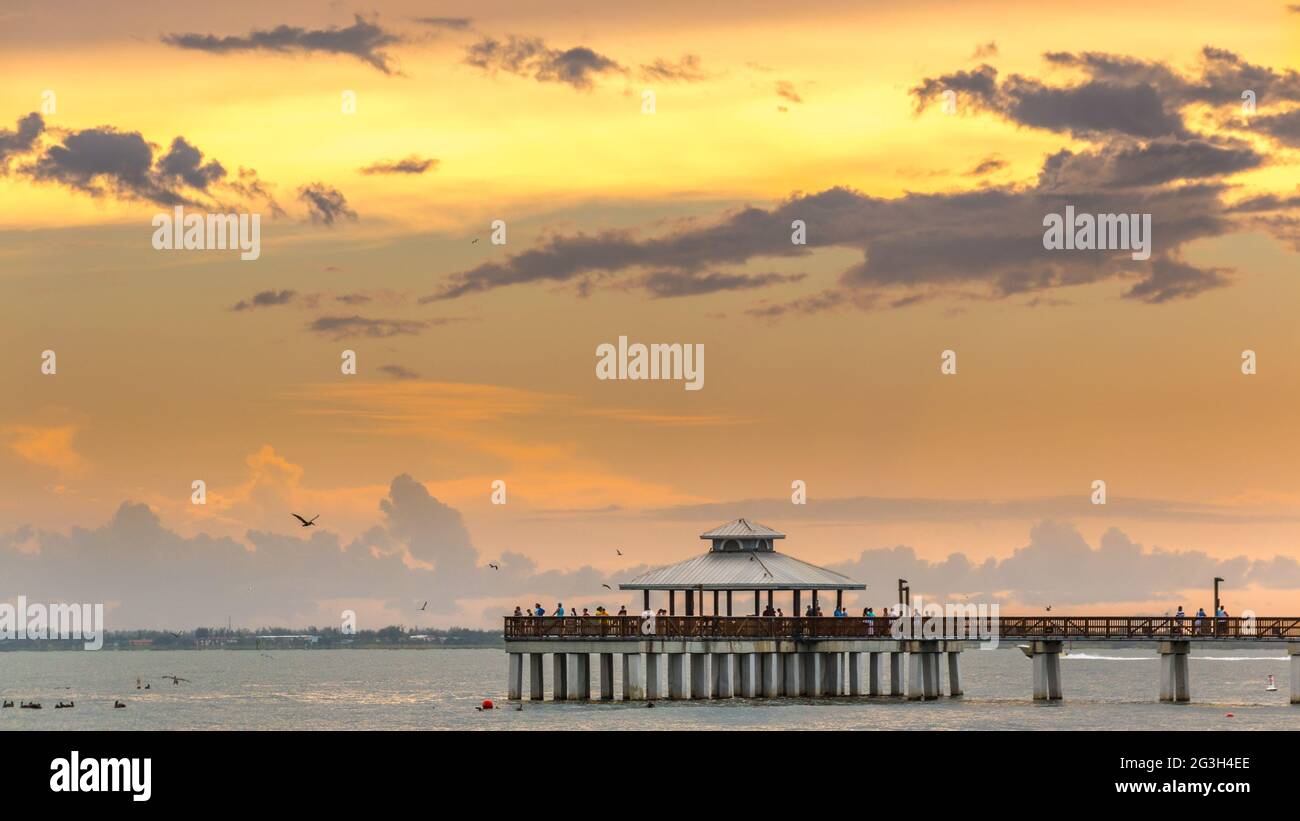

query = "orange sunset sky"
2;0;1300;628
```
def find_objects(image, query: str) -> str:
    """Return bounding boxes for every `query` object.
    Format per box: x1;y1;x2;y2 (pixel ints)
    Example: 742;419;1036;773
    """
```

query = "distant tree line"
0;625;504;651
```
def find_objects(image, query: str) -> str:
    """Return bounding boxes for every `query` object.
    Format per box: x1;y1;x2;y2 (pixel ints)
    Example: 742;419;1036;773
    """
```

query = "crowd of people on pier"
1171;604;1238;636
510;602;891;620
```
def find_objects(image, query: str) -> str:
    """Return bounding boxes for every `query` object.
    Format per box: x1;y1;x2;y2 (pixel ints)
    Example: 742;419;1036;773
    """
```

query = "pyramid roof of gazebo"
621;521;863;591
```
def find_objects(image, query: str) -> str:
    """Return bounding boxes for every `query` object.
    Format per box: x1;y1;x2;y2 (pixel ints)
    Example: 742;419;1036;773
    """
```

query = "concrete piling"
690;653;711;699
599;653;614;701
529;653;545;700
668;653;687;699
1031;640;1064;701
713;652;733;698
570;653;591;700
848;652;863;696
784;652;802;696
889;651;904;696
552;653;569;701
1158;641;1190;703
1290;645;1300;705
947;651;963;697
762;652;781;697
507;652;523;700
868;652;883;696
622;652;644;700
644;652;661;700
740;652;760;697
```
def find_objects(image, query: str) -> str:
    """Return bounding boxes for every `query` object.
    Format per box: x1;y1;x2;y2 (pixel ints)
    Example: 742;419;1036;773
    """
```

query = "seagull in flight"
616;549;623;556
292;514;320;528
418;601;427;611
159;675;191;685
601;584;612;590
488;563;500;570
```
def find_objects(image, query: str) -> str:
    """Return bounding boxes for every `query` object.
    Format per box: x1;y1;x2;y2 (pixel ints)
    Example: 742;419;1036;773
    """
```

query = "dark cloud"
413;17;472;30
6;114;275;210
775;80;803;104
638;270;805;298
0;112;44;167
297;183;357;226
359;155;438;175
157;137;226;190
425;46;1298;312
305;315;431;339
27;127;174;203
335;292;372;305
378;364;420;380
639;54;707;83
1251;108;1300;148
162;14;401;75
1122;255;1229;304
913;65;1187;138
971;41;998;60
231;289;297;312
1037;138;1262;189
464;35;623;90
966;155;1006;176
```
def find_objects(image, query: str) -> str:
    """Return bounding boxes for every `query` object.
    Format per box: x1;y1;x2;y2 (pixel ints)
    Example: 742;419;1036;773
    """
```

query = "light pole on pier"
898;579;910;614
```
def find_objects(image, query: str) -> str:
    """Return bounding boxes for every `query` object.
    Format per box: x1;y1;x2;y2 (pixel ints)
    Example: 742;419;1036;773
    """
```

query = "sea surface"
2;647;1298;730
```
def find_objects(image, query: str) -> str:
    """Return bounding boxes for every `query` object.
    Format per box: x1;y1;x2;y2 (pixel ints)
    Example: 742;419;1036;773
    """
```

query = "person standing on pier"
1174;606;1185;635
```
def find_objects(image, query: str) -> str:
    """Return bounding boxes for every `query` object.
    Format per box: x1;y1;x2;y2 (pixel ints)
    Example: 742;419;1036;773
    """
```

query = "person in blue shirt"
553;603;565;616
533;603;545;617
833;607;844;618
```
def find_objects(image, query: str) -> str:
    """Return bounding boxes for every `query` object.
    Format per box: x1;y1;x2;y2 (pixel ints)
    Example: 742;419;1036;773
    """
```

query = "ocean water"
2;647;1298;730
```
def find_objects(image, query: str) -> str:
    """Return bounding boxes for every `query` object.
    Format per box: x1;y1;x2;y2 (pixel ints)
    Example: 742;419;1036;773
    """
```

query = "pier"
503;520;1300;704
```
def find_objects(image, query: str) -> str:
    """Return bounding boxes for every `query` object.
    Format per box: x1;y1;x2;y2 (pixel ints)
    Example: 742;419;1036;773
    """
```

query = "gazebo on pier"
620;519;865;617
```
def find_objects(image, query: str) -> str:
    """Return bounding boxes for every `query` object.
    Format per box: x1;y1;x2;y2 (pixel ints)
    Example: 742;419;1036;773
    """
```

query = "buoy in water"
481;699;494;710
1225;712;1234;718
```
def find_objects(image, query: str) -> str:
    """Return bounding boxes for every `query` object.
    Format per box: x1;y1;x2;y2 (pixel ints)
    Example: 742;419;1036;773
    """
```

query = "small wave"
1062;654;1153;661
1194;656;1287;662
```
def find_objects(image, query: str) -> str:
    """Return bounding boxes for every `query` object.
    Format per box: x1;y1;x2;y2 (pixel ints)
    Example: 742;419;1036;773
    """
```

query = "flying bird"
472;238;480;244
488;563;500;570
616;549;622;556
159;675;191;685
1046;605;1052;612
418;601;427;611
601;584;612;590
292;514;319;528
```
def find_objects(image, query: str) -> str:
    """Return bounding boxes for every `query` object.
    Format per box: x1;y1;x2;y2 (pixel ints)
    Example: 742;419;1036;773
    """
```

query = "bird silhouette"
488;563;500;570
601;584;612;590
159;675;191;685
1046;605;1053;612
616;549;623;556
292;514;319;528
418;601;428;611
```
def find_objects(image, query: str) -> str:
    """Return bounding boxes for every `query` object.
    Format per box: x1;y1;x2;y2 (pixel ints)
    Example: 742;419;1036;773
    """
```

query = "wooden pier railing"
503;615;1300;641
